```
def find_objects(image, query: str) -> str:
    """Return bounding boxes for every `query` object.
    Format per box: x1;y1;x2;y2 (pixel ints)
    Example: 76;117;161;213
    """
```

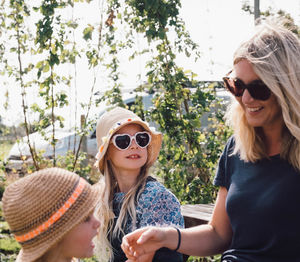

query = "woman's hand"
121;226;169;260
125;252;155;262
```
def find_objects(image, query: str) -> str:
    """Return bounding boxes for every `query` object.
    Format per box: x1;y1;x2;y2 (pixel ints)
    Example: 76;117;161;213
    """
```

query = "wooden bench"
181;203;214;228
180;204;214;262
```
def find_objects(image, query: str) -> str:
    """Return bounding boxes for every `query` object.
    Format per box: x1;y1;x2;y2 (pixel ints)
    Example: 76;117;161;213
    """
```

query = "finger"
122;244;136;259
121;240;130;254
122;235;137;257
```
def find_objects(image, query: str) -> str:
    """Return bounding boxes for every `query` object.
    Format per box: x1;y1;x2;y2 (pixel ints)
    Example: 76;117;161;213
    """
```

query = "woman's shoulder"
226;135;236;148
220;135;236;157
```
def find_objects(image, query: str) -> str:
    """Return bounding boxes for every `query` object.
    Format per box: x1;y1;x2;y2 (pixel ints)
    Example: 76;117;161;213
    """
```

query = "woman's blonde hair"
226;17;300;170
95;128;152;261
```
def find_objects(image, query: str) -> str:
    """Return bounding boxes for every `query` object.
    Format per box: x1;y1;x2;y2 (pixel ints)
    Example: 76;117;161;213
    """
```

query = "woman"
94;107;184;262
2;167;101;262
121;18;300;262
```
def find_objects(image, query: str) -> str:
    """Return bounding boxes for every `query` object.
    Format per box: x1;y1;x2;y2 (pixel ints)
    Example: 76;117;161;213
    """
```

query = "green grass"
0;221;9;231
0;203;21;259
0;238;21;254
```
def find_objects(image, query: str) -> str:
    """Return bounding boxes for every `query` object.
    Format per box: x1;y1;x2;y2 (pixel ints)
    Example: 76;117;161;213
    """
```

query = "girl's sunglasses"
112;132;151;150
223;71;271;101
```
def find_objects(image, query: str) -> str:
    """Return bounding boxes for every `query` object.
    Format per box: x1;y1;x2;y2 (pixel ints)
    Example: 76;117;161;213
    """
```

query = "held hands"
125;252;155;262
121;226;168;261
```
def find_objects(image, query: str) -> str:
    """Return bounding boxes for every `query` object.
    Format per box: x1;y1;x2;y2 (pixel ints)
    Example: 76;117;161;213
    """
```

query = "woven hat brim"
16;182;102;262
97;120;162;173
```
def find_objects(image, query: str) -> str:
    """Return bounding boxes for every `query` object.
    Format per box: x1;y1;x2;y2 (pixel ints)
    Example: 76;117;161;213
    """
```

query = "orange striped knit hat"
2;167;102;262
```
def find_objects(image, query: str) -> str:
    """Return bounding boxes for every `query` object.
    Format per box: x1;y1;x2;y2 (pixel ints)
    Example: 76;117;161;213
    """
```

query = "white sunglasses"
111;132;151;150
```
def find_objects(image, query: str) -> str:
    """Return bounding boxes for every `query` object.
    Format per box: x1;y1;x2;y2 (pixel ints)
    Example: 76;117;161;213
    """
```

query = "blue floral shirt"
111;177;184;262
114;179;184;229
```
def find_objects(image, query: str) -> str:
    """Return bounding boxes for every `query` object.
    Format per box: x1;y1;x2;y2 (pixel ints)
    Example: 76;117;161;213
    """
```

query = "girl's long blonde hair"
95;131;152;261
226;18;300;170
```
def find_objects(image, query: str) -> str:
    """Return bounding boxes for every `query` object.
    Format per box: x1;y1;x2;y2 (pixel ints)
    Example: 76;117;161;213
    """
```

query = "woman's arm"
177;187;232;256
122;187;232;259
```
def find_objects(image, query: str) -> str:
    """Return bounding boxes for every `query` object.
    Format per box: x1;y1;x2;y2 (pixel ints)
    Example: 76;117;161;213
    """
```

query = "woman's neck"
262;125;283;156
260;112;285;156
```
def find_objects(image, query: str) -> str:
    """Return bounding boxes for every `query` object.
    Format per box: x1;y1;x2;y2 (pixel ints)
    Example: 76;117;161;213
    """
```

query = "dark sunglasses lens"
224;78;242;97
223;78;235;94
136;133;150;147
247;80;271;101
115;135;131;149
233;79;245;97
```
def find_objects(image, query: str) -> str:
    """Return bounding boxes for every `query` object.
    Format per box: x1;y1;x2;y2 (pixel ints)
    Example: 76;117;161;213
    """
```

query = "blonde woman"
2;168;101;262
121;18;300;262
94;107;184;262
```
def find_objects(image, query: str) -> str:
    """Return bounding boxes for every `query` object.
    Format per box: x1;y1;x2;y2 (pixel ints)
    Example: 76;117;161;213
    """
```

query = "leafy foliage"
242;0;300;36
0;1;230;260
104;0;230;203
0;0;231;201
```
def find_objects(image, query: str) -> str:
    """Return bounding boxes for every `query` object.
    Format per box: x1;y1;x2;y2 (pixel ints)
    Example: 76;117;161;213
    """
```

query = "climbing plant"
99;0;231;203
0;0;231;203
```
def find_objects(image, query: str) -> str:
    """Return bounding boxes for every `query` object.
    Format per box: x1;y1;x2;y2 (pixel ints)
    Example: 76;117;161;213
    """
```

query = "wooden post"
80;114;88;154
254;0;260;23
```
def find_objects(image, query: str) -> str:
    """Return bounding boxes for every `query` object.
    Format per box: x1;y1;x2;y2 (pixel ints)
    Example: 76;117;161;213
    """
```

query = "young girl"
94;106;184;262
2;167;101;262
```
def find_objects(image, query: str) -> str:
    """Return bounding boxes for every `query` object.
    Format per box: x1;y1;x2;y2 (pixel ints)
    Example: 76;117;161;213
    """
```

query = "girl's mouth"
126;154;140;159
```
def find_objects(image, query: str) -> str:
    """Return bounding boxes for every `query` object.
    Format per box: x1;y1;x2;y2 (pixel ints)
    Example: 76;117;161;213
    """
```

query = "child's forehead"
115;123;143;134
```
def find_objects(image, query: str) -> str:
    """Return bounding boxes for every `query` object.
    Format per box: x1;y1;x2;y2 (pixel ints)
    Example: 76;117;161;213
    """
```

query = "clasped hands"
121;226;169;262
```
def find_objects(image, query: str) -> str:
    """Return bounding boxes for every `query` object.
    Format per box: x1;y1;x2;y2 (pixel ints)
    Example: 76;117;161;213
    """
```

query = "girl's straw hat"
95;106;162;173
2;167;102;262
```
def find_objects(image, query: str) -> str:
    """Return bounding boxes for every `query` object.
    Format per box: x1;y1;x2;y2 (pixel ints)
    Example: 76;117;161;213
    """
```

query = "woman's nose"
242;88;255;103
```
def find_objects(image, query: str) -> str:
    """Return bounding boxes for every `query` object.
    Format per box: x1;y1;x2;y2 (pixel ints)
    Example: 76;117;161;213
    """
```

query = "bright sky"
0;0;299;126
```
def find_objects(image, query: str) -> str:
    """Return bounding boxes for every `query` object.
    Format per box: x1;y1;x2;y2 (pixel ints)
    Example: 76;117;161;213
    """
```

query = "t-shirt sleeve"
213;136;235;189
137;182;184;228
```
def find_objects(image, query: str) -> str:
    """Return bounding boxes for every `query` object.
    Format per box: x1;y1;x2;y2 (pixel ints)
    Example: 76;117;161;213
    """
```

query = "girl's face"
107;124;148;173
234;59;283;132
58;212;100;260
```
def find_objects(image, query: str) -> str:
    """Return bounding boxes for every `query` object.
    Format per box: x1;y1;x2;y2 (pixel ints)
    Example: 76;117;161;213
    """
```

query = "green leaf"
83;25;94;41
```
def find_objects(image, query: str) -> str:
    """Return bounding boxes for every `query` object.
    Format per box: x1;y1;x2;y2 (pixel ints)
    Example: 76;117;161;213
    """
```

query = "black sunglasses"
112;132;151;150
223;71;271;101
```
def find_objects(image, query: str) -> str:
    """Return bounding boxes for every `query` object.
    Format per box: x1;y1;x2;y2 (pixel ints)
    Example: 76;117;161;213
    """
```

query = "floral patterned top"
110;177;184;262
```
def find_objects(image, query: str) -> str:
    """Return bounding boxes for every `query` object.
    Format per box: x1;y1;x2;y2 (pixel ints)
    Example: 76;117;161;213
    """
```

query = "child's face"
107;124;148;173
59;212;100;259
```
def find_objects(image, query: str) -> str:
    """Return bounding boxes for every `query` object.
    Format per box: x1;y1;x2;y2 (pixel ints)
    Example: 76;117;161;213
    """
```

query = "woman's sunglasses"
223;71;271;101
112;132;151;150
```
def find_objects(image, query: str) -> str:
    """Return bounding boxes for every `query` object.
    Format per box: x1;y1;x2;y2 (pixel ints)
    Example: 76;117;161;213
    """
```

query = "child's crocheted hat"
2;167;102;262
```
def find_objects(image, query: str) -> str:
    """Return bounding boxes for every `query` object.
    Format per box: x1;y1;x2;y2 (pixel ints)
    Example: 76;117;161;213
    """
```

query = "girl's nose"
130;138;138;149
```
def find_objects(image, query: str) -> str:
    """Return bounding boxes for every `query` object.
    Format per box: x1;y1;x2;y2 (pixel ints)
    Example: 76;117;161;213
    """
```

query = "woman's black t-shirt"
214;137;300;262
